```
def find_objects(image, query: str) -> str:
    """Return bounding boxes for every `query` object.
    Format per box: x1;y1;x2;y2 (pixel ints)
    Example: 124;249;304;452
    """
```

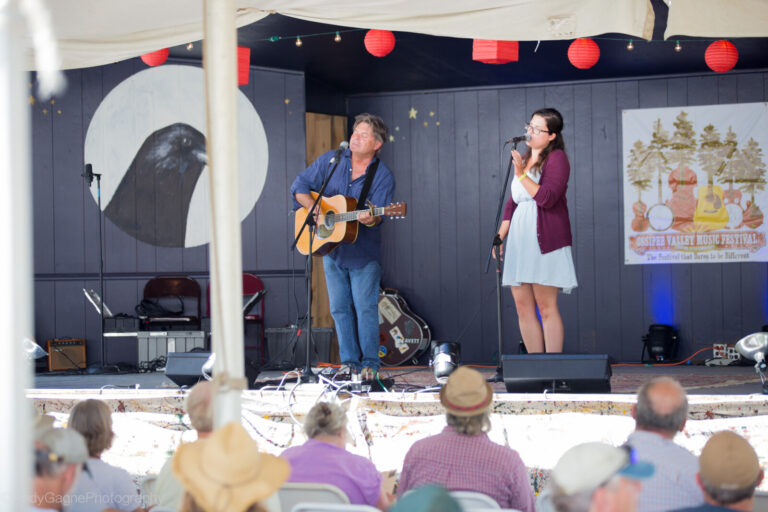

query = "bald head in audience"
633;376;688;438
185;381;213;437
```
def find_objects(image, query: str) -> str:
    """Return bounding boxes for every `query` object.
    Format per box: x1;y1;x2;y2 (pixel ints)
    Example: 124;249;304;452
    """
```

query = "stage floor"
33;363;764;395
29;363;768;496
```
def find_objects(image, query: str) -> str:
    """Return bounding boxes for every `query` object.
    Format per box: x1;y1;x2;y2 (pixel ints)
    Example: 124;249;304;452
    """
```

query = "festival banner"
622;102;768;264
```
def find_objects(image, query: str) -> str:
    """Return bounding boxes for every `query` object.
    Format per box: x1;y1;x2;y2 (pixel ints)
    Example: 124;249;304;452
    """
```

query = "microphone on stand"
505;134;531;144
330;141;350;163
82;163;94;186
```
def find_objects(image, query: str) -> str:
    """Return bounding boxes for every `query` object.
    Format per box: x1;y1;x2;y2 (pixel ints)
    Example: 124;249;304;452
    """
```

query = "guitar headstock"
384;202;407;219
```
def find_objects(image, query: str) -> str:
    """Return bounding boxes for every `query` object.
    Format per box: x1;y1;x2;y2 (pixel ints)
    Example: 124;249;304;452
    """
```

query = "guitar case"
378;288;431;366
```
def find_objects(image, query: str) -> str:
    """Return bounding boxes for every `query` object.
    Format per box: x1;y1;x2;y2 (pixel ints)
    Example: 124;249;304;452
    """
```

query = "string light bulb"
627;39;634;51
674;40;682;52
186;42;194;51
334;31;342;43
295;36;303;47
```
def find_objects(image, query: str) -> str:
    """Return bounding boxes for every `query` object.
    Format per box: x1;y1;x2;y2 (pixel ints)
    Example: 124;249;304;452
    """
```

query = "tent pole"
0;0;34;508
203;0;245;427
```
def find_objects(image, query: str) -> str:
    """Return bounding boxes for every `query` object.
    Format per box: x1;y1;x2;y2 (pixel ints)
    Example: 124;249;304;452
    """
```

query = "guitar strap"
356;158;380;208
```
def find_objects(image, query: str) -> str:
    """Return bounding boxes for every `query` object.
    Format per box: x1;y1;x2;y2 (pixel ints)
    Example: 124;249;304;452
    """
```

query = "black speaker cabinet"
501;354;612;393
165;352;260;388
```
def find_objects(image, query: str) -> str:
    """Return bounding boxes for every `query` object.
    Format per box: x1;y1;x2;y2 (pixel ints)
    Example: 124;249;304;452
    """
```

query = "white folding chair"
140;474;157;506
277;482;349;512
450;491;501;509
291;503;379;512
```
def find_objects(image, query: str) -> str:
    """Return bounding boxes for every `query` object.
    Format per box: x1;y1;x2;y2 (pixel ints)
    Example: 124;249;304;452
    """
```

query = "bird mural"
104;123;207;247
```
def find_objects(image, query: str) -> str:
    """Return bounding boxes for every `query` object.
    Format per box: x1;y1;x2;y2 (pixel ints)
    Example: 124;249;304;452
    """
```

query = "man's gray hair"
549;474;622;512
185;381;213;433
635;377;688;433
701;473;760;505
445;409;491;436
35;428;88;477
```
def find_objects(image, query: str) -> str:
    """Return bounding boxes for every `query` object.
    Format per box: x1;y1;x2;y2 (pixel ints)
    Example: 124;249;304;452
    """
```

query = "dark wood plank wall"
32;59;307;365
349;70;768;363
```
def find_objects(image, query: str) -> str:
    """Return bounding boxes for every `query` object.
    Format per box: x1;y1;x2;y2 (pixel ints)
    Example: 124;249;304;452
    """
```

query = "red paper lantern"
472;40;519;65
237;46;251;85
705;40;738;73
567;38;600;69
141;49;169;67
364;30;396;57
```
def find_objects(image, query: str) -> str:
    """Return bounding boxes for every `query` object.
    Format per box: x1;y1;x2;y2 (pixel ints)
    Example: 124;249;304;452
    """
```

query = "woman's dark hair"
525;107;565;175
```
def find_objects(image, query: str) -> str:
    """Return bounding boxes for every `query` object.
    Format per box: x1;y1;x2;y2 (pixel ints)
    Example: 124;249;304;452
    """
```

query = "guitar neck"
332;206;388;223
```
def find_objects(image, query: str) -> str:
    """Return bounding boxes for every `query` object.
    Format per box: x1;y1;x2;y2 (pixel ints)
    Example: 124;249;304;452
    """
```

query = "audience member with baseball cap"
671;431;763;512
539;442;654;512
172;421;289;512
32;424;89;511
397;366;535;511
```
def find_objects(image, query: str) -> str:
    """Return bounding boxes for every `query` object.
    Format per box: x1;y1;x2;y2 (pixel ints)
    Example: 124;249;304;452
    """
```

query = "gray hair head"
635;377;688;433
304;402;346;439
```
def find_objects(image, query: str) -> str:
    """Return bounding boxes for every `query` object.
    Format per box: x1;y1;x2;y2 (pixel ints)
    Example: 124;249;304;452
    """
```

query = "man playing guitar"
291;113;395;381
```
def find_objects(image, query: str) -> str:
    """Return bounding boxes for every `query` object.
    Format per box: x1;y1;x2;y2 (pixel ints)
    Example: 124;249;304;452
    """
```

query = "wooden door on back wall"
305;112;347;364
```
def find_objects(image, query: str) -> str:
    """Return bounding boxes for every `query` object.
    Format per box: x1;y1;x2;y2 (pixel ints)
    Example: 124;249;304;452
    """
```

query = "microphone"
505;134;531;144
82;163;94;186
330;141;350;163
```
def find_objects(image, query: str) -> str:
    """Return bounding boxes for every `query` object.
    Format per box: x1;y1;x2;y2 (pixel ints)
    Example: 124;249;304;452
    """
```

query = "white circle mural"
84;64;269;248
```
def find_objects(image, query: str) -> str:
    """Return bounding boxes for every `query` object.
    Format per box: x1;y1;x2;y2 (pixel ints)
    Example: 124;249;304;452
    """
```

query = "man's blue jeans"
323;257;381;370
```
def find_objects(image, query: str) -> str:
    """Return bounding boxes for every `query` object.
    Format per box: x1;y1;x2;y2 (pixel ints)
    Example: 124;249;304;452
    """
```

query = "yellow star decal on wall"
389;135;395;142
408;107;418;119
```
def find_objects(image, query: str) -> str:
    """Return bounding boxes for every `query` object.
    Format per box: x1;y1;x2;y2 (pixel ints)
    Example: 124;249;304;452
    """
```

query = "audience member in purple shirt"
281;402;391;510
495;108;577;353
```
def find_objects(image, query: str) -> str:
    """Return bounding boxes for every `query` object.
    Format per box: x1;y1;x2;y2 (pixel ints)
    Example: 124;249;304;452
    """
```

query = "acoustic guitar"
693;175;728;231
295;192;407;255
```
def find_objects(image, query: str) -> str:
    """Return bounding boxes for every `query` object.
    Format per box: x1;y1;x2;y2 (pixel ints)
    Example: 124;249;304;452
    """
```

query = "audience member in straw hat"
397;366;535;511
670;431;764;512
32;426;89;511
281;401;392;510
173;421;290;512
624;377;702;511
540;442;654;512
65;399;144;512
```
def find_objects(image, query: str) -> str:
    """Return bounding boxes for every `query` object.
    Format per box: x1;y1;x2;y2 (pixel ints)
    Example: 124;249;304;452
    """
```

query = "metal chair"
277;482;349;512
206;273;267;360
142;276;201;330
291;504;379;512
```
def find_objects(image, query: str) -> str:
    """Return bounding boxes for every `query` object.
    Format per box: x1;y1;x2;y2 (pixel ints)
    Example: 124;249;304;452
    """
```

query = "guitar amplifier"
47;338;86;371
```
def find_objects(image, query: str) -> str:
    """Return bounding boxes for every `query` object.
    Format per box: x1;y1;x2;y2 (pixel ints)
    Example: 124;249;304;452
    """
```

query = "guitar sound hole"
317;211;335;239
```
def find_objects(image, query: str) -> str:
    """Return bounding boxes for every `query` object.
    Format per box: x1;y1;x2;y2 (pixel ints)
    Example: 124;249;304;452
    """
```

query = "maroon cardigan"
502;149;573;254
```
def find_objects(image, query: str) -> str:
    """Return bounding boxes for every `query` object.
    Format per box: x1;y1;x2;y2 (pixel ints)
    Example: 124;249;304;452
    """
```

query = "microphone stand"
291;149;345;383
484;142;519;383
82;166;113;374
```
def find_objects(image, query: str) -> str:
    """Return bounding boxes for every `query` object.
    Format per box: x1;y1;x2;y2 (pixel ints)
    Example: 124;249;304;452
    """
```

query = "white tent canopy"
31;0;658;71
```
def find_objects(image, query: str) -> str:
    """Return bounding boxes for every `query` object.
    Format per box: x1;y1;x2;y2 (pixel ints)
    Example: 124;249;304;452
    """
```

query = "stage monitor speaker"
501;354;612;393
165;352;260;388
47;339;86;371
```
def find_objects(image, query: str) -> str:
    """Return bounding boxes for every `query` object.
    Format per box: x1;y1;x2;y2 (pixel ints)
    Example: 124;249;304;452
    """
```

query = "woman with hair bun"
281;401;391;510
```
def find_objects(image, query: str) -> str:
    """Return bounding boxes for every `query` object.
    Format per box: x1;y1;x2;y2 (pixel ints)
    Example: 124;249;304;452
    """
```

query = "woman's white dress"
502;173;578;292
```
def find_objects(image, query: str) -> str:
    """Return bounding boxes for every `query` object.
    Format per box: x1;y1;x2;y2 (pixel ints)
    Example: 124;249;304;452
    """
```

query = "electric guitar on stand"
295;192;407;255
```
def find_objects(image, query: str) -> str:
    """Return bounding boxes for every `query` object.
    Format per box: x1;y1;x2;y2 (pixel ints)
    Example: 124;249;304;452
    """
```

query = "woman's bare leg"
532;283;563;353
511;284;544;353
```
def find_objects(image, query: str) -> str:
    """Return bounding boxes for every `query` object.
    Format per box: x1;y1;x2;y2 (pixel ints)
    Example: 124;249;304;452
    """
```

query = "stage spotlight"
735;332;768;394
641;324;678;362
23;338;48;361
431;341;460;384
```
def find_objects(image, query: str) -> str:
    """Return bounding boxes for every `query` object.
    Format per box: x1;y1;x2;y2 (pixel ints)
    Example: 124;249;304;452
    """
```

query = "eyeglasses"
525;123;551;135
